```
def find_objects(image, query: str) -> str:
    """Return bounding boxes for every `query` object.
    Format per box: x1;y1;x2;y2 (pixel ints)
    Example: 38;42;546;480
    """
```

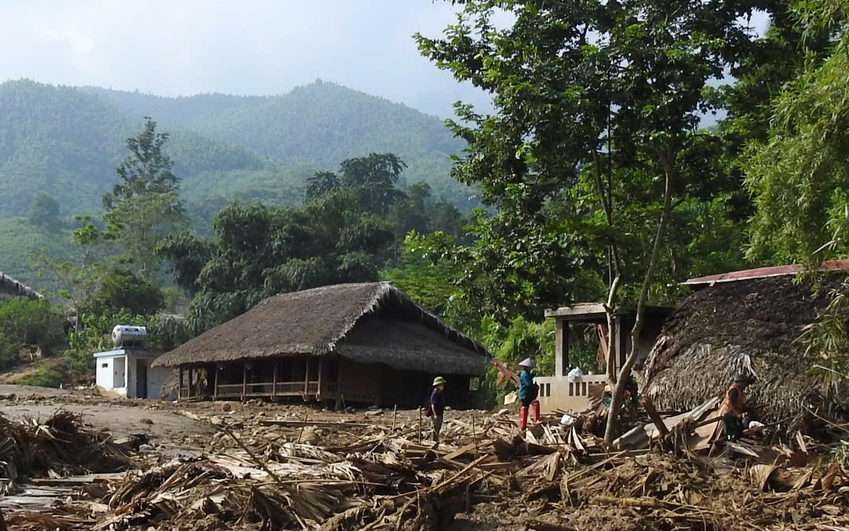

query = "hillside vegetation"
0;80;471;287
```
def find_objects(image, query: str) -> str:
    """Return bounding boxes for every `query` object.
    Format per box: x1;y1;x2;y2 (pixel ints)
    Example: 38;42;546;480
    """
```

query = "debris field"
0;391;847;531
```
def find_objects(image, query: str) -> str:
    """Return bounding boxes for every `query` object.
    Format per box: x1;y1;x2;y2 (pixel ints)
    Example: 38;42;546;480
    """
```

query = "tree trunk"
603;161;675;444
604;266;621;383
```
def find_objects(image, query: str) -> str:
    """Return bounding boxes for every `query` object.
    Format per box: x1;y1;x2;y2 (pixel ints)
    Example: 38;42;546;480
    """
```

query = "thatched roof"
642;275;843;423
152;282;490;375
0;272;43;301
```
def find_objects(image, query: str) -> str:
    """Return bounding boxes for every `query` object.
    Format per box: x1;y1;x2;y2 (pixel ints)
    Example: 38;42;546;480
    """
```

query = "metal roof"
684;259;849;287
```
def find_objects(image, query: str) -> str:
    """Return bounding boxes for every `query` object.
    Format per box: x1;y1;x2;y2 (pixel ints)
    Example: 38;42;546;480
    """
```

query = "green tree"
745;0;849;392
102;118;187;279
418;0;759;441
27;193;62;230
305;171;341;200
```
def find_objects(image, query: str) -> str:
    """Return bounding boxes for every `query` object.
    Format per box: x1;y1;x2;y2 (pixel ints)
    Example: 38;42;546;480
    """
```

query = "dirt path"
0;384;214;444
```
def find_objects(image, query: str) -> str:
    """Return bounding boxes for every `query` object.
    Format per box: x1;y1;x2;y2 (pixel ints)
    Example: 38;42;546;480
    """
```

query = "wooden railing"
212;381;329;399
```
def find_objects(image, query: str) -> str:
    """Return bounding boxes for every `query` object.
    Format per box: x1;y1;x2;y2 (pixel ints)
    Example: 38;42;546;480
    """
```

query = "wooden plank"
258;419;369;428
442;443;478;461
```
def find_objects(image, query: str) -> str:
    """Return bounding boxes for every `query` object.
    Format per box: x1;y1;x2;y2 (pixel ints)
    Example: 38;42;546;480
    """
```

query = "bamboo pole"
472;412;478;456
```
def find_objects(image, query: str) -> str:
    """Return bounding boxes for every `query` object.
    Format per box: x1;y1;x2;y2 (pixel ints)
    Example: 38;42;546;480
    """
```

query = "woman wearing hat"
429;376;447;446
518;358;540;430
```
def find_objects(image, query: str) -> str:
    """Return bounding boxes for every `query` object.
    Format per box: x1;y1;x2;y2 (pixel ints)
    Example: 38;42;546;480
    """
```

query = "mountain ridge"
0;79;471;289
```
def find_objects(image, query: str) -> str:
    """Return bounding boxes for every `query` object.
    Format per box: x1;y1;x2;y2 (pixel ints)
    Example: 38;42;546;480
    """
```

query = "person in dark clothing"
721;373;752;442
518;358;539;430
429;376;447;446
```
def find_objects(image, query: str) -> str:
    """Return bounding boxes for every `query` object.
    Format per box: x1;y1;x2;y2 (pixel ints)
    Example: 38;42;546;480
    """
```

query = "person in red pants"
518;358;540;430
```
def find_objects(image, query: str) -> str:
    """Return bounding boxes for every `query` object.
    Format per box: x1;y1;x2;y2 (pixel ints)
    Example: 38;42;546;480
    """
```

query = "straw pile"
2;405;848;531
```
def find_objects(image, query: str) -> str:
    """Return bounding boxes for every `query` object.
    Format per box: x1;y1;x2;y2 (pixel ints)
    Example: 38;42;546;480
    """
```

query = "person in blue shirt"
429;376;447;446
518;358;539;430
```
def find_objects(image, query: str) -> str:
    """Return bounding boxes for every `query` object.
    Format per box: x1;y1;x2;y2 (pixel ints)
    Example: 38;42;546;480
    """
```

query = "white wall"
96;357;113;390
148;366;172;399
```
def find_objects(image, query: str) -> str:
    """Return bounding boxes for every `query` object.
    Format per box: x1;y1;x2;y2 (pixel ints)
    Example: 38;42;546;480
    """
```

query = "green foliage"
0;80;472;289
833;439;849;468
27;193;62;230
416;0;755;326
65;310;190;375
382;232;464;315
745;1;849;265
15;366;66;388
0;298;64;369
800;279;849;393
87;268;165;316
101;119;188;280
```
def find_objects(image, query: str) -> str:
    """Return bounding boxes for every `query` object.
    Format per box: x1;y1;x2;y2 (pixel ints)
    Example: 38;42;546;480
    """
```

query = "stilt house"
151;283;490;407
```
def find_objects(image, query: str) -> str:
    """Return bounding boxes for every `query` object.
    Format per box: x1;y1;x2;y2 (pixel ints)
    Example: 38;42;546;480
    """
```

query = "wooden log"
524;518;578;531
640;396;669;438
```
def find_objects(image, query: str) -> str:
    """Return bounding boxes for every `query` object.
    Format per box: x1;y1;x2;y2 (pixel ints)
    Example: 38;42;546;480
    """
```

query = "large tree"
103;117;187;279
418;0;759;441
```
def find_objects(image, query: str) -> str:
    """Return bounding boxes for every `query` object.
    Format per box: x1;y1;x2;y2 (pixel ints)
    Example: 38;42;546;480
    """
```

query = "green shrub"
0;298;64;369
15;367;65;388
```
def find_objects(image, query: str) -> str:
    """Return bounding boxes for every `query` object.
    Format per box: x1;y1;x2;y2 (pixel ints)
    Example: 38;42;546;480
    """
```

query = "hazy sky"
0;2;770;119
0;0;490;118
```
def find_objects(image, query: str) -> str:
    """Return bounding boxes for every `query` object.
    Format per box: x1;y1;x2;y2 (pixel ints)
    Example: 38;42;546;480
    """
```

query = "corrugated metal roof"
684;259;849;286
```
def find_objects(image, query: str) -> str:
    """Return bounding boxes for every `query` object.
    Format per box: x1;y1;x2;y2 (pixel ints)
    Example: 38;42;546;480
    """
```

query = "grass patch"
15;367;65;388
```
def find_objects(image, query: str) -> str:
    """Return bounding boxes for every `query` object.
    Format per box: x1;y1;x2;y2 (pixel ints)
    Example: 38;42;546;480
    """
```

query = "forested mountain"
0;79;471;287
86;81;467;199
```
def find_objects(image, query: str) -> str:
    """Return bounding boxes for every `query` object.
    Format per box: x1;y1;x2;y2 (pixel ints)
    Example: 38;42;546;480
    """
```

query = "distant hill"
86;80;467;199
0;79;470;290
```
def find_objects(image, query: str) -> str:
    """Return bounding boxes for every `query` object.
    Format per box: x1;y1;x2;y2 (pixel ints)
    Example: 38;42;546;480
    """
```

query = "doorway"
136;359;148;399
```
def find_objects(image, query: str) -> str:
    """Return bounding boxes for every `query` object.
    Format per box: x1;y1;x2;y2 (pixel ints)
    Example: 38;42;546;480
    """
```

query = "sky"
0;2;770;120
0;0;491;118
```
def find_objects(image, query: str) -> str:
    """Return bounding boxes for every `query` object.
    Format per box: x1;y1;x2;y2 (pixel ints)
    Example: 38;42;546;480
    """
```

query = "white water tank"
112;325;147;348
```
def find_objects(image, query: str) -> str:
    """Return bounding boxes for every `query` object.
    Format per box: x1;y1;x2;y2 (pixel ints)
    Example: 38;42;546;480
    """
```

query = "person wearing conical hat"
429;376;447;447
517;358;540;430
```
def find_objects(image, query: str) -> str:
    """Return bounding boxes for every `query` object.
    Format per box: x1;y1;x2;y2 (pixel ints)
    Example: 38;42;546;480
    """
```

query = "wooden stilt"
213;366;219;401
272;360;278;399
242;364;247;401
317;357;323;400
304;357;310;396
178;367;183;400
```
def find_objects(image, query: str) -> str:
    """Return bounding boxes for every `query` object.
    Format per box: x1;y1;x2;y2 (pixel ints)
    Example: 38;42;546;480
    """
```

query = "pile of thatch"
153;282;490;375
642;275;845;425
0;411;135;490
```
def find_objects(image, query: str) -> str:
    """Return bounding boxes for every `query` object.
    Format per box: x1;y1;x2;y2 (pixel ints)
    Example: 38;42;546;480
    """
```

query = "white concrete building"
94;349;171;399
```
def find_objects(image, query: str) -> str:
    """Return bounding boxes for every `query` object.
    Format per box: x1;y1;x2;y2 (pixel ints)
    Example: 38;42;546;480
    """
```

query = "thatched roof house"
0;271;43;300
642;273;845;424
153;282;490;406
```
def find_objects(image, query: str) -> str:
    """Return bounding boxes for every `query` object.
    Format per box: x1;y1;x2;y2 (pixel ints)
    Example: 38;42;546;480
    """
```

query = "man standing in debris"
518;358;540;430
720;374;751;442
429;376;447;447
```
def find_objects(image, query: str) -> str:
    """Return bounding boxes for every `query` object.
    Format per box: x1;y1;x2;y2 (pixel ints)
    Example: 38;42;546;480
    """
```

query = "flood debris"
0;402;846;530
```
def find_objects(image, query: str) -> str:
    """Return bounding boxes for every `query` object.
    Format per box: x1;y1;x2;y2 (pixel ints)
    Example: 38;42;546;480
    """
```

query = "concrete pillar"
554;319;569;377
